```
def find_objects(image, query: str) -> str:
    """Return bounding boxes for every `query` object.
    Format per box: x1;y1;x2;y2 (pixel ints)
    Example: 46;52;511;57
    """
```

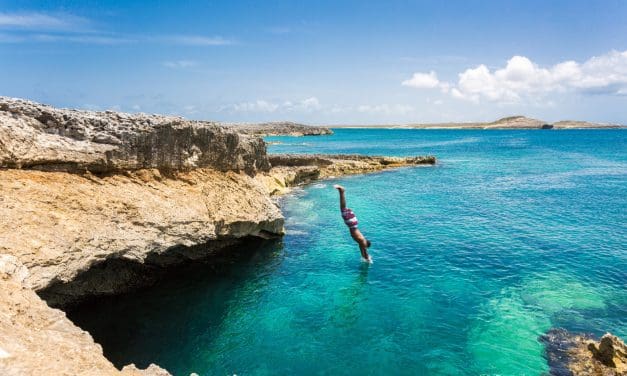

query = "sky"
1;0;627;124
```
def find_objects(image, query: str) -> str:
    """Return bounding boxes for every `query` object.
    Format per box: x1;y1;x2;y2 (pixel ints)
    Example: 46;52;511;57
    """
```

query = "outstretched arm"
334;185;346;210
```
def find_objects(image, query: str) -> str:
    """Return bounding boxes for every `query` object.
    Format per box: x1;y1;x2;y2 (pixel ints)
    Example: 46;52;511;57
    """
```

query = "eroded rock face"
0;168;283;301
0;97;269;174
0;255;170;376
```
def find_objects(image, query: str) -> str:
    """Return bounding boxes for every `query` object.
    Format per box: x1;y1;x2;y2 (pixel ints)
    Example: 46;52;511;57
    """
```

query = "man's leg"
334;185;346;210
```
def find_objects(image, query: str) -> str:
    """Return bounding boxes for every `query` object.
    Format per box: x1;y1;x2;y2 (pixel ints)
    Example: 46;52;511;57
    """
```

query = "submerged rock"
541;328;627;375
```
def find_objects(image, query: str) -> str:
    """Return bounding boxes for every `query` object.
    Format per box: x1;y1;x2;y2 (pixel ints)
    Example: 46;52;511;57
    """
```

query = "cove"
67;129;627;375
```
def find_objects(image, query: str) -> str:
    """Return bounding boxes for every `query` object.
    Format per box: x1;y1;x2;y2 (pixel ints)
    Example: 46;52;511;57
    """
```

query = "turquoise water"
70;129;626;375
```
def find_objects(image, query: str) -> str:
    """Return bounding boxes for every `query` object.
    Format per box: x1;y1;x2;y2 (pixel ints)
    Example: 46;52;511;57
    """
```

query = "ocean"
69;129;627;375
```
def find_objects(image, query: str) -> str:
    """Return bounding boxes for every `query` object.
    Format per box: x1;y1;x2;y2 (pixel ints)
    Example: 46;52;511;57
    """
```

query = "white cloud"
232;100;280;113
0;12;87;30
163;35;233;46
404;50;627;103
357;104;414;115
227;97;320;113
30;33;135;44
0;32;233;46
0;12;233;47
295;97;320;111
402;71;441;89
163;60;198;68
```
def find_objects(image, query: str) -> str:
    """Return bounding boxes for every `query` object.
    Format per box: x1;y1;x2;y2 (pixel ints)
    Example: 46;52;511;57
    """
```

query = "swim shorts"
341;208;358;229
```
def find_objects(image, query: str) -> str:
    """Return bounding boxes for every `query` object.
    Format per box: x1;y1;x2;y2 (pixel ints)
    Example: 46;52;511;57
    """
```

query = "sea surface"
69;129;627;375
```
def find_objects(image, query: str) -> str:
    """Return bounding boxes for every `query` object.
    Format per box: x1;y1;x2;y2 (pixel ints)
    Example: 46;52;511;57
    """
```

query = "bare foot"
333;184;345;192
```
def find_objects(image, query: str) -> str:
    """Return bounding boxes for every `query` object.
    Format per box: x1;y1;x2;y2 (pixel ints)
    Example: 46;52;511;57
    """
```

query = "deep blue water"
70;129;626;375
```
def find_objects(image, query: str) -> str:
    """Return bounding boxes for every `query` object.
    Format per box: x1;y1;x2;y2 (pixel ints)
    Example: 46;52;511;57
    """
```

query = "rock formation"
0;97;435;375
0;97;269;174
221;121;333;136
258;154;436;195
541;328;627;375
0;168;284;306
0;255;169;376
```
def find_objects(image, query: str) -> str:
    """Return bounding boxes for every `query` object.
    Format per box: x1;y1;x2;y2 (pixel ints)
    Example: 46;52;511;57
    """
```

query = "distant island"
328;116;624;129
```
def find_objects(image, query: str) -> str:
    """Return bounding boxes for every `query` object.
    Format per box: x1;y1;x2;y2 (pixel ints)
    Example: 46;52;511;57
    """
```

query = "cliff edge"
0;97;269;174
0;98;435;375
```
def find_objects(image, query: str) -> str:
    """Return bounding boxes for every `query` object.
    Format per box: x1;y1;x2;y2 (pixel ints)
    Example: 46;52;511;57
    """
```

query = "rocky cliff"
0;98;435;375
0;97;269;174
0;98;287;376
1;255;169;376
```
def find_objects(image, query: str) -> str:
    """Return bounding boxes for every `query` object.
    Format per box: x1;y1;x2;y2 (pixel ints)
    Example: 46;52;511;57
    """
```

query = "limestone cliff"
0;168;283;306
0;98;435;375
0;98;285;375
0;97;269;174
0;255;170;376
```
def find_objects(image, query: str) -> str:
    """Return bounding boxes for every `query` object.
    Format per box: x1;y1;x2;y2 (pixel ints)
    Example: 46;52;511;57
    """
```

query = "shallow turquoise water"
70;129;626;375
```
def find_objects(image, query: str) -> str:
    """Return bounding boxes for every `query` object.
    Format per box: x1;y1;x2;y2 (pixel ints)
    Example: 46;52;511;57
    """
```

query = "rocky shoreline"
0;98;433;375
1;98;623;376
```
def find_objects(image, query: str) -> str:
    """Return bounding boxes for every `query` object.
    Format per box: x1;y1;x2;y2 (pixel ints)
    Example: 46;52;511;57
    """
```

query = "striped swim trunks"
341;208;359;229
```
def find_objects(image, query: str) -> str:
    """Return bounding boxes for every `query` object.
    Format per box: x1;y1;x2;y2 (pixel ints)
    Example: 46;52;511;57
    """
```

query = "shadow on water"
65;238;285;373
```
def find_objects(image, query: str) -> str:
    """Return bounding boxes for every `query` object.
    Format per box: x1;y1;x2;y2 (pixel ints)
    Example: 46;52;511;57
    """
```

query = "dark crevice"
37;236;274;310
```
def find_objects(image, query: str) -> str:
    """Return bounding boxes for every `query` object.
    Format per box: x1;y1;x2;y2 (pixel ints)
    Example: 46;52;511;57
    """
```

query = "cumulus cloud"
404;50;627;103
402;71;441;89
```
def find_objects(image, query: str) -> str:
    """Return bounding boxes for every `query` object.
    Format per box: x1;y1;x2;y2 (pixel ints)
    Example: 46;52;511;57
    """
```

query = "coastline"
1;97;624;376
324;116;624;129
0;98;435;375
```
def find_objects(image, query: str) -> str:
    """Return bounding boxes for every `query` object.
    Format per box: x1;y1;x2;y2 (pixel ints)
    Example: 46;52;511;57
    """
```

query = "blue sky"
1;0;627;124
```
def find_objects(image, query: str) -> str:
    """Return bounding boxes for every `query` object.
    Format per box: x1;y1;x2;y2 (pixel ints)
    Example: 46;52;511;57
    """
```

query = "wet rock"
541;328;627;375
588;334;627;371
